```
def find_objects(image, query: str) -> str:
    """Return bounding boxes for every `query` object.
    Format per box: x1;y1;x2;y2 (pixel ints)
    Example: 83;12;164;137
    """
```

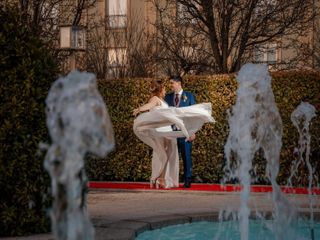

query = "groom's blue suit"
165;91;196;186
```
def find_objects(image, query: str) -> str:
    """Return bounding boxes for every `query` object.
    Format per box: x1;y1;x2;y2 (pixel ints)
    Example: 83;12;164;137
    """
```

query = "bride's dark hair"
150;79;164;97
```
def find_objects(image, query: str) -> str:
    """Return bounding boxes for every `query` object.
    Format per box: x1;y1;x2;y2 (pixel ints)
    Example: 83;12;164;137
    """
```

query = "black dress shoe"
183;181;191;188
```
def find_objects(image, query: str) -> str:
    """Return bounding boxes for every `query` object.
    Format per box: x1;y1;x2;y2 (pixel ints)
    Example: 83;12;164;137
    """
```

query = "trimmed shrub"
0;4;57;236
86;71;320;186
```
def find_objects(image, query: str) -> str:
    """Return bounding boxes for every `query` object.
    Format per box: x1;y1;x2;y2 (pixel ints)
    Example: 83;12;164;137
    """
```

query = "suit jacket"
165;91;196;107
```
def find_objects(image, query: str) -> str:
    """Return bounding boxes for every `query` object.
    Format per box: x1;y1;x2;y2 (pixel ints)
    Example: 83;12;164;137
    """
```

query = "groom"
165;75;196;188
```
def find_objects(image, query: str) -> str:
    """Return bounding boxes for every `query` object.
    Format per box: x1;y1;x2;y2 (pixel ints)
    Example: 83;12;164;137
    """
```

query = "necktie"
175;94;179;106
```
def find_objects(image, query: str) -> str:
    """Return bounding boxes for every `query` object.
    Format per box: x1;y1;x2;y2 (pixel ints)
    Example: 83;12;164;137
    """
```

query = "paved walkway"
1;188;319;240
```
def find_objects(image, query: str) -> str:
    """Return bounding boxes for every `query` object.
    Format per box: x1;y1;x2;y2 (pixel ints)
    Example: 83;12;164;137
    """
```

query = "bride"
133;80;214;189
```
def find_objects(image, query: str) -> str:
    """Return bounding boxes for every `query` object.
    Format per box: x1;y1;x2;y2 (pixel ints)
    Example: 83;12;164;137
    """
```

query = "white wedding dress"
133;98;215;188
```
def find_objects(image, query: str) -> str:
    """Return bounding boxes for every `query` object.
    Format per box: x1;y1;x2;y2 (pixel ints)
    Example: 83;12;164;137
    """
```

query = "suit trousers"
177;137;192;182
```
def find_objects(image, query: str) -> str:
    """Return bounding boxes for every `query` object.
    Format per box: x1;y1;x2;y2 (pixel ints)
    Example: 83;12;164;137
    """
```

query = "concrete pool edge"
92;211;320;240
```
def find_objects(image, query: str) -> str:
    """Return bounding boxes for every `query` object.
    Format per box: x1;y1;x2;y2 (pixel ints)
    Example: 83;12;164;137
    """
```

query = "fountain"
44;70;115;240
41;67;317;240
290;102;317;240
135;63;319;240
223;63;296;240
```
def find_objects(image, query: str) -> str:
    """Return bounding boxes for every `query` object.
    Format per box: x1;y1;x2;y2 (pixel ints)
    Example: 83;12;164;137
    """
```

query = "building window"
177;2;187;23
181;46;194;58
108;48;127;67
254;43;277;64
60;26;86;50
255;0;277;17
176;2;197;25
72;27;86;49
42;3;59;31
107;0;127;28
108;31;127;48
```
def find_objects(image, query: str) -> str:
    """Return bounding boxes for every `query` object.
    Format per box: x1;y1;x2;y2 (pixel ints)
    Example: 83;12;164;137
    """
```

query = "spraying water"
224;63;296;240
290;102;317;240
44;70;115;240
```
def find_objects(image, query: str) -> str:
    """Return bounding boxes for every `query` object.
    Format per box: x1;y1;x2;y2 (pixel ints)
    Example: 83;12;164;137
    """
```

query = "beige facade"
59;0;319;76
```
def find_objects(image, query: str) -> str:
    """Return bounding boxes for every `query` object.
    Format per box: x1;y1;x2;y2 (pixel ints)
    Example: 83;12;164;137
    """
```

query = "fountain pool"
135;64;318;240
135;218;320;240
43;65;318;240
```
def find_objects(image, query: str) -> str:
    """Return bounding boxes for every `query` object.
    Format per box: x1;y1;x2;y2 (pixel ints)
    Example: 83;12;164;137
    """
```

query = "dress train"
133;103;215;188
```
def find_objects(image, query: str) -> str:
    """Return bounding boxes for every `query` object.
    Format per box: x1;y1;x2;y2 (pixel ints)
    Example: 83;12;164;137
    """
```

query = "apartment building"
59;0;319;77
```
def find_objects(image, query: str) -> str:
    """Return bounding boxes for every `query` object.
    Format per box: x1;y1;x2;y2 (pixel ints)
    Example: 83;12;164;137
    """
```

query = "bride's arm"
133;96;160;116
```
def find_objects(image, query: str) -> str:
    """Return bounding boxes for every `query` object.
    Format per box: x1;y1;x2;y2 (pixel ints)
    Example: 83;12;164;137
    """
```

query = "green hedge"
86;72;320;186
0;4;57;236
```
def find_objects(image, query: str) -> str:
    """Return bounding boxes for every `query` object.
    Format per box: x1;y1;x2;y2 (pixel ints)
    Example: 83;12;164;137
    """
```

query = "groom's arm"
189;92;196;105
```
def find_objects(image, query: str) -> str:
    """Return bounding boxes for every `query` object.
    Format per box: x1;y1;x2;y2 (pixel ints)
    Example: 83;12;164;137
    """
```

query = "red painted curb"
88;182;320;195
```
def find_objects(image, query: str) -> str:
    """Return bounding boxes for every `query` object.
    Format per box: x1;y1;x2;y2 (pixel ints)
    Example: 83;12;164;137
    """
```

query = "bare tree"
149;0;215;76
126;16;157;78
4;0;99;74
84;18;109;78
11;0;95;34
310;30;320;69
287;14;320;70
85;10;157;78
150;0;315;74
4;0;95;61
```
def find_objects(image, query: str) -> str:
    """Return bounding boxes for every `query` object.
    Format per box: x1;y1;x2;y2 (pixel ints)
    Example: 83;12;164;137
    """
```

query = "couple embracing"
133;76;215;189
